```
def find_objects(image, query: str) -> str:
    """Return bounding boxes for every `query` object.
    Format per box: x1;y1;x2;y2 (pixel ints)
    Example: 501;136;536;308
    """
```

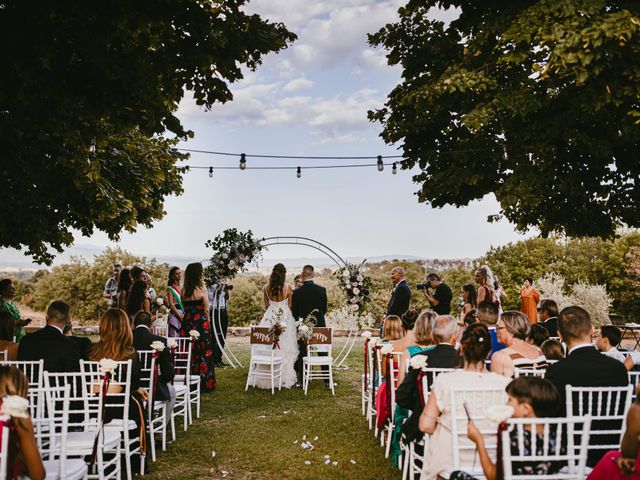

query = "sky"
13;0;533;266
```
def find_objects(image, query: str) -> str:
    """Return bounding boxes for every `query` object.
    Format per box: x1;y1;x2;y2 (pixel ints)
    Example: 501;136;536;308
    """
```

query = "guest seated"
381;315;404;342
18;300;81;372
596;325;625;363
418;323;510;480
545;306;628;466
0;311;18;360
477;301;505;358
527;324;549;347
588;387;640;480
538;299;559;337
132;311;176;421
462;309;477;327
449;377;563;480
63;321;92;360
396;310;435;384
89;309;148;430
491;311;546;377
541;339;564;361
0;365;45;480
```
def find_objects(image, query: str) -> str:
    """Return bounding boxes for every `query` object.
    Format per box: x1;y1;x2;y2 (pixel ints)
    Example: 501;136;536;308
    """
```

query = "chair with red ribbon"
245;326;283;395
169;337;193;434
138;350;168;463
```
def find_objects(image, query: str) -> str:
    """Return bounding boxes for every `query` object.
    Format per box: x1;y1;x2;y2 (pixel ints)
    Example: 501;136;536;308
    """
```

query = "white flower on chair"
486;404;514;424
189;330;201;340
409;355;428;371
151;341;165;352
380;344;393;355
156;298;164;306
361;331;372;339
99;358;118;375
1;395;29;419
167;338;178;349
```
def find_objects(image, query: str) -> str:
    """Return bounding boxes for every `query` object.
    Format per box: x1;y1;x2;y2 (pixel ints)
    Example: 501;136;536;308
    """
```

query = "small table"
620;323;640;350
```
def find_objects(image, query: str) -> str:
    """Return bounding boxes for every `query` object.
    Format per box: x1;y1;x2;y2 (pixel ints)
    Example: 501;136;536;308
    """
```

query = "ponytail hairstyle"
460;323;492;365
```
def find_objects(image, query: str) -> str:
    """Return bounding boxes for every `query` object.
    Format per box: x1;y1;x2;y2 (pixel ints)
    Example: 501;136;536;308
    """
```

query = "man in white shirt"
596;325;625;363
103;263;122;307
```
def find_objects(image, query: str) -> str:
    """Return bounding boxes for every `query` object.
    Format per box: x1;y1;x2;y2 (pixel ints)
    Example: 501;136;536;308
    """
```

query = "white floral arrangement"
333;261;372;314
370;337;383;347
409;355;428;371
380;344;394;355
485;404;515;424
204;229;264;282
156;298;164;306
0;395;29;419
99;358;118;375
296;310;318;342
297;324;311;341
151;340;165;352
189;330;200;340
326;306;374;332
361;330;372;339
167;338;178;350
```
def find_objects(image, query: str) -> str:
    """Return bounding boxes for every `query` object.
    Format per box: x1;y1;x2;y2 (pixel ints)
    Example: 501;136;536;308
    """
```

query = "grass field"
145;337;401;480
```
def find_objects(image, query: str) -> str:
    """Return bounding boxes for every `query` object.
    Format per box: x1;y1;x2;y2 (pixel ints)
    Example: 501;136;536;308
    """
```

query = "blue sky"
23;1;533;264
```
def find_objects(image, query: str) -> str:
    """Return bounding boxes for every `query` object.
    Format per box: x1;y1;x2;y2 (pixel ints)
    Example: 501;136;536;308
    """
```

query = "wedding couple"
255;263;327;389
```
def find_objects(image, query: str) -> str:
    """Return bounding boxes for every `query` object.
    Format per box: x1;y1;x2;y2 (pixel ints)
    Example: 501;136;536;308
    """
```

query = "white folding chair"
45;372;121;480
361;339;373;417
514;367;547;378
565;384;633;465
0;351;7;362
629;371;640;401
41;384;89;480
151;325;168;337
502;416;592;479
138;350;168;462
81;359;144;480
246;327;283;394
439;386;509;479
382;351;403;456
366;340;383;431
303;327;334;395
172;337;199;427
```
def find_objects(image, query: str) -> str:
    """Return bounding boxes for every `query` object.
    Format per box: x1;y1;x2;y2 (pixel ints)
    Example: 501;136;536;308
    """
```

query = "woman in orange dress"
520;277;540;324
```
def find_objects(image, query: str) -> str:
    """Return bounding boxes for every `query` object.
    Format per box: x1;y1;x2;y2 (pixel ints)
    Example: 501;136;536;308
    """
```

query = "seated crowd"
0;266;213;478
368;300;640;479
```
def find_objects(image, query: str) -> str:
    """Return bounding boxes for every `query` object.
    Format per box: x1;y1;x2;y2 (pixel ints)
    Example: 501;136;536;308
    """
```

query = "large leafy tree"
1;1;295;263
369;1;640;236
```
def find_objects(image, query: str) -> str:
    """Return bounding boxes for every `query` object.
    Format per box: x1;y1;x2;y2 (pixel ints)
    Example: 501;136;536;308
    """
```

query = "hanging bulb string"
178;149;405;160
192;161;407;171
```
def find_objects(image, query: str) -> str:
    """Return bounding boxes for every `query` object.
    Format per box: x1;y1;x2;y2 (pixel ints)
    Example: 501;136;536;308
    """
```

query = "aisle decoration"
296;309;318;342
269;308;287;349
326;306;374;332
334;261;373;316
204;228;264;282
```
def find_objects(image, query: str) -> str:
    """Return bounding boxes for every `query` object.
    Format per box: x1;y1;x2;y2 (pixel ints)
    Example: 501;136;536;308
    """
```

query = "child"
449;377;562;480
541;338;564;361
527;324;550;347
596;325;625;363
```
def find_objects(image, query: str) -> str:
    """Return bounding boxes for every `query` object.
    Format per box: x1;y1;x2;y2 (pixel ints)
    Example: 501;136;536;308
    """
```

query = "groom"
292;265;328;386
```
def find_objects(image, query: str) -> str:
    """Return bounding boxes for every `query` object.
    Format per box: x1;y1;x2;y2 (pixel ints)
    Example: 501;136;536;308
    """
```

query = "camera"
416;283;428;291
224;285;234;291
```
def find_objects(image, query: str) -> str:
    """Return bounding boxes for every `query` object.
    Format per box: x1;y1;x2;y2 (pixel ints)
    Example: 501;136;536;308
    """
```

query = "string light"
377;155;384;172
296;166;302;179
239;153;247;170
392;162;397;175
208;166;213;178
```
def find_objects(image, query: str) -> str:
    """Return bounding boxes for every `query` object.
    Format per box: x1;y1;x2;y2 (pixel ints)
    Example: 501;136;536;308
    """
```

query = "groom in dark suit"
292;265;328;385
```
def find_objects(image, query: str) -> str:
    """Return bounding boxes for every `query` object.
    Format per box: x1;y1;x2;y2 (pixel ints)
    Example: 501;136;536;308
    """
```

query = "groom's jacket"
292;281;327;327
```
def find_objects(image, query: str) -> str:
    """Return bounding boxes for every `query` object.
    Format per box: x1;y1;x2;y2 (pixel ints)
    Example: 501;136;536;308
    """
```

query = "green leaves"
369;0;640;237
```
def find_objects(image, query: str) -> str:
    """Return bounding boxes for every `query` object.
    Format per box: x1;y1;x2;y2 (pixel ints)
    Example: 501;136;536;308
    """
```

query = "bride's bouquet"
296;309;318;342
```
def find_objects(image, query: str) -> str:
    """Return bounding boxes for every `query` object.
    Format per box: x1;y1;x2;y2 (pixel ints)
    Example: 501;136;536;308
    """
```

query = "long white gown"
255;297;299;389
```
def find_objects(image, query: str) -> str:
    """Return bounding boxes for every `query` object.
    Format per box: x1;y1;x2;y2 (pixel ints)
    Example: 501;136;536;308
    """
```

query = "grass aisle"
145;338;401;479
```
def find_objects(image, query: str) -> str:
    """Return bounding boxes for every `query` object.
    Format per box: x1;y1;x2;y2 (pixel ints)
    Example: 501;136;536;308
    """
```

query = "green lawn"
145;337;401;479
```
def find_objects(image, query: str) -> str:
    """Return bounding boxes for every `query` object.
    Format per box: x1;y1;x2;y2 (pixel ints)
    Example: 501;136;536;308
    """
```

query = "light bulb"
208;167;213;178
240;153;247;170
392;162;397;175
377;155;384;172
296;166;301;179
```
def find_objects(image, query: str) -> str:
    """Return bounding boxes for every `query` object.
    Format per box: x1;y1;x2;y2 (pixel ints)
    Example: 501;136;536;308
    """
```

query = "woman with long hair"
459;284;477;323
89;309;147;459
475;265;497;304
0;365;45;480
520;276;540;324
117;268;133;309
180;263;215;391
125;280;150;321
263;263;290;308
166;266;184;337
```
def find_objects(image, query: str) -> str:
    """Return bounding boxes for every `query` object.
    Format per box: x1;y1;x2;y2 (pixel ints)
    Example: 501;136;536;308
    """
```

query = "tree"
1;1;296;263
369;1;640;237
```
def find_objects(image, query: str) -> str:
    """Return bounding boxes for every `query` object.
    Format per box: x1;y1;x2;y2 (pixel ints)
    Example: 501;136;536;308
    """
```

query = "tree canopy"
369;1;640;237
1;0;295;263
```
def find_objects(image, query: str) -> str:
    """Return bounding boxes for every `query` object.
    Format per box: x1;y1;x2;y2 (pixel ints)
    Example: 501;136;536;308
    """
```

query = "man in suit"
477;301;505;358
545;306;629;467
292;265;328;385
382;266;411;335
18;300;81;372
538;298;559;337
396;315;460;442
132;311;176;422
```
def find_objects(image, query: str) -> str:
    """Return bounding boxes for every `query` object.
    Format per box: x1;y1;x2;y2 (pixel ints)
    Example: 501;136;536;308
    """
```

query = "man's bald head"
390;266;406;284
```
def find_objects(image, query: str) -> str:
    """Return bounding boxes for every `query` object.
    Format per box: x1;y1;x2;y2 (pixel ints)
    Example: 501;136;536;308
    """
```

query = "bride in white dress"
255;263;299;389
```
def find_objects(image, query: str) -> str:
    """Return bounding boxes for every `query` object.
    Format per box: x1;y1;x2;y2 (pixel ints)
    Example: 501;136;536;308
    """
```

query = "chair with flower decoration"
138;350;168;462
303;327;334;395
169;337;193;434
246;327;283;395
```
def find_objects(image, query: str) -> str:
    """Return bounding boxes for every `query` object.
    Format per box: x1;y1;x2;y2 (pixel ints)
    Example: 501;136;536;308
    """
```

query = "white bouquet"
0;395;29;419
380;344;394;355
485;405;514;424
99;358;118;375
156;298;164;306
167;338;178;349
189;330;201;340
151;340;165;352
361;331;372;339
409;355;428;371
297;324;311;341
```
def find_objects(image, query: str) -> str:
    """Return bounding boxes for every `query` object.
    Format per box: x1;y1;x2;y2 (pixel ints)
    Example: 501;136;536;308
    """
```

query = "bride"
255;263;299;389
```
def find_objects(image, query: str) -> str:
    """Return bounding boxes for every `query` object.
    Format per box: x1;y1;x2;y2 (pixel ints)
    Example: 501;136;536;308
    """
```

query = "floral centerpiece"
296;309;318;342
334;261;373;315
204;229;264;283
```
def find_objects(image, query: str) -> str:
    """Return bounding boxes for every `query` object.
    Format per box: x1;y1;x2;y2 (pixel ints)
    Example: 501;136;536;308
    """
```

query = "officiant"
207;281;231;368
384;266;411;330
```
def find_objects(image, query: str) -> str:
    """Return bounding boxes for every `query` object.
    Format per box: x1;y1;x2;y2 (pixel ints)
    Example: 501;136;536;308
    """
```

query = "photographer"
420;273;452;315
207;281;232;368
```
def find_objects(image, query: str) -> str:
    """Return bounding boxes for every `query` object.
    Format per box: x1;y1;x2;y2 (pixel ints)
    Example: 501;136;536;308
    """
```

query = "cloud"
282;77;314;92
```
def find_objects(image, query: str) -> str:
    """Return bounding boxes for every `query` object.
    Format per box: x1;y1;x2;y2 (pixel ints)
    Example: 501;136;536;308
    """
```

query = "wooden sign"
250;326;272;345
308;327;332;345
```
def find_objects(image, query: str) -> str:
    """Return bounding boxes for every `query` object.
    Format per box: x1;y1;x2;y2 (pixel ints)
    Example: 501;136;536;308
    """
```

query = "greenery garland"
204;229;264;283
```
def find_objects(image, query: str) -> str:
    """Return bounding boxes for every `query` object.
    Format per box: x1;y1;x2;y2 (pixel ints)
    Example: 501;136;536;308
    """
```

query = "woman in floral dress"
180;263;216;391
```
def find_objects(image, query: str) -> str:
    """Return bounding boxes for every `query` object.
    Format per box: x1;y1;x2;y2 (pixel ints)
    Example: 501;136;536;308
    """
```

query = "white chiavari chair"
246;327;283;395
138;350;168;462
172;337;200;425
170;338;192;434
302;327;334;395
